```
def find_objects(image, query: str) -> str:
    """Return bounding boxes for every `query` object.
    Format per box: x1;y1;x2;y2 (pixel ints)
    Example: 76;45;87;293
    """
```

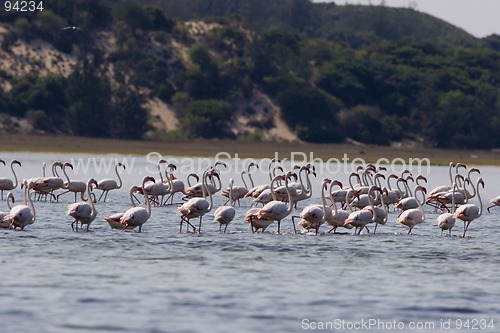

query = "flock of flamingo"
0;157;498;237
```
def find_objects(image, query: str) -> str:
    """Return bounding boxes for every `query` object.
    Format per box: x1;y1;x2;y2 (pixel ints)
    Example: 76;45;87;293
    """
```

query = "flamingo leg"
487;205;494;213
463;221;472;238
98;190;105;202
373;222;379;234
198;216;203;234
138;225;142;233
277;220;281;234
224;224;228;233
249;216;255;233
71;220;77;231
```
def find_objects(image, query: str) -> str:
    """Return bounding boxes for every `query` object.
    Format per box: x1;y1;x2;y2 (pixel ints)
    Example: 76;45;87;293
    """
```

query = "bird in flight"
60;26;82;32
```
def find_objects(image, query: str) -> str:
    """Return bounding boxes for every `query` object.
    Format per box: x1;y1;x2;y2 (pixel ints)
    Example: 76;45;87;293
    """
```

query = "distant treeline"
0;0;499;149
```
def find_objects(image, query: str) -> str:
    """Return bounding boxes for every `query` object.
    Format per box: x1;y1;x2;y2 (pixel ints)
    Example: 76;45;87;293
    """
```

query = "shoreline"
1;134;499;166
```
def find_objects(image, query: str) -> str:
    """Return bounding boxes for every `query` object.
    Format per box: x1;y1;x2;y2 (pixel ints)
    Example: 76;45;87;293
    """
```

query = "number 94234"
4;1;44;12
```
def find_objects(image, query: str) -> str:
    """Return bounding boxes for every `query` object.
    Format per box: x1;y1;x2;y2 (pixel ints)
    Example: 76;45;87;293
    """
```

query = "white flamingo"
214;178;236;233
396;187;426;234
178;168;215;233
453;177;485;238
326;181;356;233
66;178;99;231
257;171;296;234
57;162;88;202
395;185;427;211
104;185;143;230
437;181;458;236
0;159;21;200
95;162;125;202
0;192;15;228
2;180;36;230
221;163;257;205
344;186;379;235
293;178;330;235
487;196;500;213
117;176;155;232
33;161;65;201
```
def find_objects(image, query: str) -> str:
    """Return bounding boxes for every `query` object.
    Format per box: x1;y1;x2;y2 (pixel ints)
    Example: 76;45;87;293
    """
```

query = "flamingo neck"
367;187;377;220
476;180;483;217
451;182;456;214
87;182;97;219
62;165;71;189
202;169;213;211
328;182;339;215
11;162;19;188
115;165;123;189
285;175;293;215
26;182;36;223
143;181;152;218
241;171;248;190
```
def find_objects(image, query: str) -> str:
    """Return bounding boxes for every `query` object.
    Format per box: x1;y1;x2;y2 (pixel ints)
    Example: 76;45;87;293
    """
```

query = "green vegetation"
0;0;499;148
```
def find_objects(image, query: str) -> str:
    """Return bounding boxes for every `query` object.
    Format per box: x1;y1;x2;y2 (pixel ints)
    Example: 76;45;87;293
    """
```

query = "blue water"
0;152;499;333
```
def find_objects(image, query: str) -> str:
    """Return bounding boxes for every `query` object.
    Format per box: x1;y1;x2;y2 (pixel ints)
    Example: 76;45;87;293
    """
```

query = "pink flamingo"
257;171;296;234
453;177;485;237
178;168;215;233
214;178;236;233
66;178;98;231
104;185;143;230
437;181;458;236
95;162;125;202
396;186;426;234
116;176;155;232
487;196;500;213
0;159;21;200
2;179;36;230
0;192;15;228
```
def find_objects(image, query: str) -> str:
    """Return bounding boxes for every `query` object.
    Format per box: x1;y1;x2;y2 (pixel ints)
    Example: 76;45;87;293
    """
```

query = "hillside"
0;0;499;149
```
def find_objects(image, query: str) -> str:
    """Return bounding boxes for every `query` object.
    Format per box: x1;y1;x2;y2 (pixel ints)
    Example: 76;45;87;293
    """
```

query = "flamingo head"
375;173;386;180
118;162;126;169
469;168;480;175
214;161;227;169
378;166;387;172
321;178;331;189
331;179;342;189
247;162;258;172
159;159;168;164
0;159;5;165
416;175;427;183
12;159;22;167
168;163;177;171
477;178;485;189
88;178;98;189
63;162;73;170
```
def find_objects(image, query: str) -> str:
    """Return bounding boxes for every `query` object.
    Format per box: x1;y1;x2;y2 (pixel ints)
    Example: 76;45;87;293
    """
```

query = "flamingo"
257;171;296;234
487;196;500;213
57;162;87;202
0;192;15;228
453;178;485;238
245;159;282;199
104;186;143;230
214;178;236;233
395;185;427;211
326;181;356;233
344;186;379;235
178;168;215;233
95;162;125;202
33;161;65;201
396;187;425;234
162;163;199;205
2;179;36;230
117;176;155;232
0;159;22;200
221;163;257;205
437;181;458;236
66;178;99;231
293;178;330;235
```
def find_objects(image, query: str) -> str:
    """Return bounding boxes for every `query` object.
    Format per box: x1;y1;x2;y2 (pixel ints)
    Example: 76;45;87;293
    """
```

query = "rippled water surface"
1;152;499;333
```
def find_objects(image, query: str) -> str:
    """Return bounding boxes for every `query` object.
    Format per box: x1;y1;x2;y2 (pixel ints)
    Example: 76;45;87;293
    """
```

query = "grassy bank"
1;134;499;166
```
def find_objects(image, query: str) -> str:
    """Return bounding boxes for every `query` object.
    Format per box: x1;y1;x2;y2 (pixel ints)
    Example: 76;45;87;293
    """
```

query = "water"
0;152;499;333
